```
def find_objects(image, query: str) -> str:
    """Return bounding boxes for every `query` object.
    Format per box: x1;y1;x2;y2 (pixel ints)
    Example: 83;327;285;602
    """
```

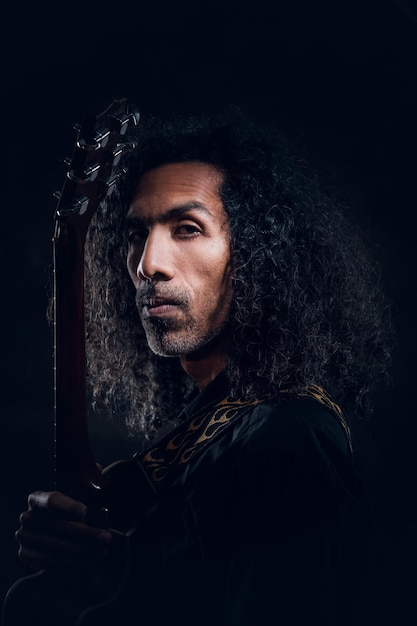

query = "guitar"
2;98;158;626
53;97;138;510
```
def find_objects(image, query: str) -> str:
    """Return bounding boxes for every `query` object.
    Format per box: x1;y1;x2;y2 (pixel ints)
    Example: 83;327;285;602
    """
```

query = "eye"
175;223;202;237
127;227;147;245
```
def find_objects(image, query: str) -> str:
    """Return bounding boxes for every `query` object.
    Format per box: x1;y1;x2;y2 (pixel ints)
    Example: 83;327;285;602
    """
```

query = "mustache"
135;285;190;310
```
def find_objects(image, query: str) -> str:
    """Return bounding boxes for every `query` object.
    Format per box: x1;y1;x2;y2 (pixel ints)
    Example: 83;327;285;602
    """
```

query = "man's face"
126;161;233;361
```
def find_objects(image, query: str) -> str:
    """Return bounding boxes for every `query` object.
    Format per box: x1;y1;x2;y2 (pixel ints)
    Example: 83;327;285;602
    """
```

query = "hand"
16;491;113;571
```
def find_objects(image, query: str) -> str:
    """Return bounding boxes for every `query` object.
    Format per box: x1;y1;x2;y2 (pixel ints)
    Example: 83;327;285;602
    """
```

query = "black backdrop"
1;0;416;622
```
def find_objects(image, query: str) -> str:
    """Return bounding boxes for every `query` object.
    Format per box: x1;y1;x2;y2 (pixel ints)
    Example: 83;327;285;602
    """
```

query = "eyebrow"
124;201;213;230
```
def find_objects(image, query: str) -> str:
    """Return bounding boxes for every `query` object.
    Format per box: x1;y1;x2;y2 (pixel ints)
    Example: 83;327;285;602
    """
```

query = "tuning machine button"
77;126;111;150
67;162;101;184
111;109;140;135
105;167;127;196
56;194;89;217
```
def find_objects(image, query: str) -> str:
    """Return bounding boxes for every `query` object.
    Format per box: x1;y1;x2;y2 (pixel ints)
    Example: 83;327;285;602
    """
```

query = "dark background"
1;0;416;622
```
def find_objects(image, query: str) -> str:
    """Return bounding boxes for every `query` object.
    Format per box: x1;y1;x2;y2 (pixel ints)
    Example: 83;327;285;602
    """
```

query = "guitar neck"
52;99;139;505
53;218;100;502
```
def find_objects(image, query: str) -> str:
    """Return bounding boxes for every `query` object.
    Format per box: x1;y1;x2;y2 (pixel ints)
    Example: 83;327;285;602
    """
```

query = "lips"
146;297;179;309
140;295;182;318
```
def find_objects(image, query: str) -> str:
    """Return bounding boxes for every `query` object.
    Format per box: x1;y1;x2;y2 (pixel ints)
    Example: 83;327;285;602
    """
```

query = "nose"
137;229;175;283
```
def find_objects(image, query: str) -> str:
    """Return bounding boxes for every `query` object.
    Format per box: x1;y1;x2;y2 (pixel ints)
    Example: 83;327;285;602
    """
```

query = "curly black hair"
84;107;392;441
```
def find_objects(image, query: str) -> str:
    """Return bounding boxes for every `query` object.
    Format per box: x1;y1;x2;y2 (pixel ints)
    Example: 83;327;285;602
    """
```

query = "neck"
180;343;229;391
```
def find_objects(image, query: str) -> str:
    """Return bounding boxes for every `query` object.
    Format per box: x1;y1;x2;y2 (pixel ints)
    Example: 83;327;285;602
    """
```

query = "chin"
143;317;230;360
147;330;228;362
144;328;203;358
145;333;192;358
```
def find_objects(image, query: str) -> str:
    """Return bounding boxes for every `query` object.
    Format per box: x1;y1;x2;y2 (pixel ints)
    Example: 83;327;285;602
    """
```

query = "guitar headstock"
54;98;139;236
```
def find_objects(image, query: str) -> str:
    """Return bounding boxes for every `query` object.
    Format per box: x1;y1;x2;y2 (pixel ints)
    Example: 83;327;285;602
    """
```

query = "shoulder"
238;391;351;459
225;392;359;498
188;393;366;547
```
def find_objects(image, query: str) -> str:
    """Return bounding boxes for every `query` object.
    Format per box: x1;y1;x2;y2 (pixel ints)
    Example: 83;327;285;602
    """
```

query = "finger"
17;526;110;558
28;491;87;522
18;511;112;546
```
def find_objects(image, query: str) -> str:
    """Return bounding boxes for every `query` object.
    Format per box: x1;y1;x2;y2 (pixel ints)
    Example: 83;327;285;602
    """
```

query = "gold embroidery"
142;396;264;484
141;385;352;485
297;384;352;452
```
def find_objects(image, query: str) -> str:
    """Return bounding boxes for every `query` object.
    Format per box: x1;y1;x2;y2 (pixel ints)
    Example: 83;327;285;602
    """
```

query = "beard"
135;285;230;358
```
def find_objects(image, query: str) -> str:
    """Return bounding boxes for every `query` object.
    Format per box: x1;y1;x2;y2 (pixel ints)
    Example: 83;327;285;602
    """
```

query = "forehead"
128;161;225;221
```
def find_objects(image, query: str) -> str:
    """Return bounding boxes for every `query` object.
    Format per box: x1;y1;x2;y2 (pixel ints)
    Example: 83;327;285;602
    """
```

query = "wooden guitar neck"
52;99;139;505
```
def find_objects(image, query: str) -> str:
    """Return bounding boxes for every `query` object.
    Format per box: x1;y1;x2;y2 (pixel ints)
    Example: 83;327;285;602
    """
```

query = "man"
8;108;391;625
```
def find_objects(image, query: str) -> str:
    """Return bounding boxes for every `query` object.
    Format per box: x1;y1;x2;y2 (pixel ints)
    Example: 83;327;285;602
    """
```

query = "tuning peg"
63;157;72;167
105;167;127;195
110;145;124;166
66;161;101;184
56;194;89;217
108;142;136;166
111;109;140;135
131;110;140;125
53;191;62;200
93;127;110;147
77;127;111;151
83;162;101;181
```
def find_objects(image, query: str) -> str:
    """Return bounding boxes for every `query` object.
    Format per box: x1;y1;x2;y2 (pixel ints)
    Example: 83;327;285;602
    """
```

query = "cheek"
126;250;139;285
214;240;233;286
203;246;233;298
